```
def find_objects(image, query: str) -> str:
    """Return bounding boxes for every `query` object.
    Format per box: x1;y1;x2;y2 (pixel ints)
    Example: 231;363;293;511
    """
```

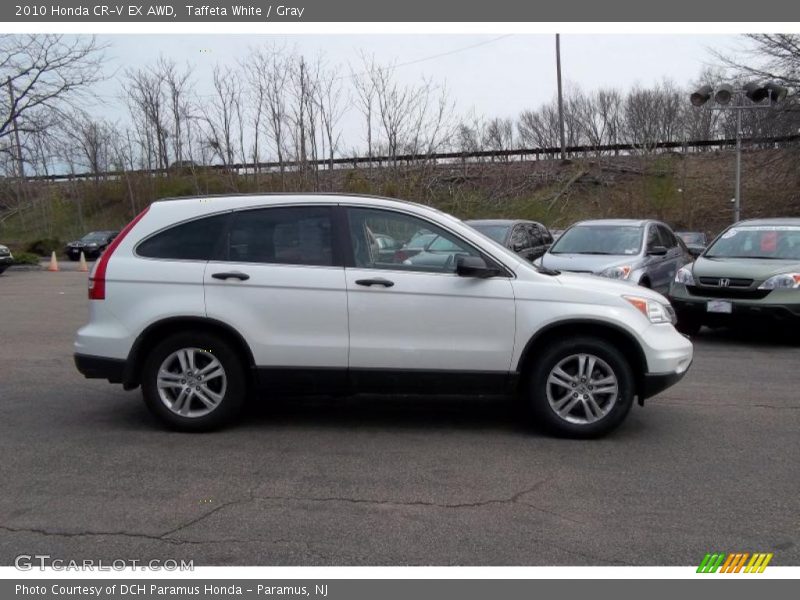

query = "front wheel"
526;337;635;438
141;332;247;431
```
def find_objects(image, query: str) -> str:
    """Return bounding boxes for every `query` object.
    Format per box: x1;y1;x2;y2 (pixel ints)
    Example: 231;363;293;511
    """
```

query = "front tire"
526;337;635;438
141;332;246;431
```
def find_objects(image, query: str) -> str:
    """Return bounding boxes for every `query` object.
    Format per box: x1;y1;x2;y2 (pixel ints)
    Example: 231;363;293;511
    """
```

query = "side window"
225;206;335;266
527;224;543;246
658;225;678;249
347;208;481;274
646;225;661;250
136;214;229;260
540;227;553;245
509;226;529;250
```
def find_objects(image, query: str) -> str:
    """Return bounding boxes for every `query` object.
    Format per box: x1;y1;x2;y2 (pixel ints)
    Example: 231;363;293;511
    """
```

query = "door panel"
344;207;516;374
203;206;348;368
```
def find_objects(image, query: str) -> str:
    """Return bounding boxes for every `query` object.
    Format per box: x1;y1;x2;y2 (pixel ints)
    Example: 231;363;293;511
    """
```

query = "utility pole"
556;34;566;161
734;104;742;223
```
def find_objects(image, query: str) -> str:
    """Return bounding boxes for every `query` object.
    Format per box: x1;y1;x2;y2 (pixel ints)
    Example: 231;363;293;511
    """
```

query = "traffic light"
744;82;769;103
690;85;713;107
714;84;734;105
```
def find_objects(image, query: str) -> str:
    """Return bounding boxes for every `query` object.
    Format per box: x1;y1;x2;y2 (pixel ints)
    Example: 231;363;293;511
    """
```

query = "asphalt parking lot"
0;268;798;566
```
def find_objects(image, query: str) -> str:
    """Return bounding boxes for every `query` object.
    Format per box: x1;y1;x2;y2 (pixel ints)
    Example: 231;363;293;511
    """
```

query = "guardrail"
10;134;800;183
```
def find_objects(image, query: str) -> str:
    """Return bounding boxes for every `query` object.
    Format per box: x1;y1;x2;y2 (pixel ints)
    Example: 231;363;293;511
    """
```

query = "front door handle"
355;277;394;288
212;271;250;281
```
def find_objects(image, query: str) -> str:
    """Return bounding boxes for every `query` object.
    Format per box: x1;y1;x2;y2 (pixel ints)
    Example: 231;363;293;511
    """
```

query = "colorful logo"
697;552;773;573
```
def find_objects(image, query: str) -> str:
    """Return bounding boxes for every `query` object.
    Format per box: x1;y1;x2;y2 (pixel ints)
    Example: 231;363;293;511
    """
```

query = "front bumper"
669;284;800;324
642;367;690;400
74;353;126;384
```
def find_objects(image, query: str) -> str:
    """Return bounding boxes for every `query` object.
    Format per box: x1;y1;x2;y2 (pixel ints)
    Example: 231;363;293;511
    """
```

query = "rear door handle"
212;271;250;281
355;277;394;288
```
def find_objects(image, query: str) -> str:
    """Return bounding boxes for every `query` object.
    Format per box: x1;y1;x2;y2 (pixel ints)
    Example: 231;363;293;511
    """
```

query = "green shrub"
13;251;40;265
26;238;62;256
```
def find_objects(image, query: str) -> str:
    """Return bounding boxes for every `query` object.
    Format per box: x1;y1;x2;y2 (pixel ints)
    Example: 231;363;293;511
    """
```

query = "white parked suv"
74;194;693;436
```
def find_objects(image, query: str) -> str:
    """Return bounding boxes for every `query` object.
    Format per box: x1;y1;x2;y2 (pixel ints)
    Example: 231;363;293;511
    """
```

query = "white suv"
74;194;693;436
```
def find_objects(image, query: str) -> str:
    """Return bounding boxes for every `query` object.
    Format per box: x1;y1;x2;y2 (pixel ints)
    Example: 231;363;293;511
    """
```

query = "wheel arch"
515;319;648;401
123;317;255;390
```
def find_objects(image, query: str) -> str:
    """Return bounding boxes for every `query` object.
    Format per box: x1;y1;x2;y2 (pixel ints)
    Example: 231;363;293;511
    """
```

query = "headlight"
624;295;677;324
758;273;800;290
600;265;632;280
674;266;695;285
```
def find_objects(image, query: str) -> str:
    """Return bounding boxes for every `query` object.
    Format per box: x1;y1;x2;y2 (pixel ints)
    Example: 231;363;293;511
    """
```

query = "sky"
89;33;749;150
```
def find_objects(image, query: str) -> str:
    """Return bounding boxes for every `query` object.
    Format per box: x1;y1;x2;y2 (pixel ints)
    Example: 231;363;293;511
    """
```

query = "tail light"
89;206;150;300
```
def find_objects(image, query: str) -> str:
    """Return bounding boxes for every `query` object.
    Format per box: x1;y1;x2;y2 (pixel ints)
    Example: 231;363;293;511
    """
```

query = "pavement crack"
251;479;554;511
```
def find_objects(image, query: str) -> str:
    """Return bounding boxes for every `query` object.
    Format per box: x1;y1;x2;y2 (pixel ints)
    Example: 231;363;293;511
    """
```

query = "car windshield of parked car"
426;235;465;252
705;226;800;260
470;224;509;244
549;225;644;255
677;232;705;245
405;232;436;249
81;232;109;243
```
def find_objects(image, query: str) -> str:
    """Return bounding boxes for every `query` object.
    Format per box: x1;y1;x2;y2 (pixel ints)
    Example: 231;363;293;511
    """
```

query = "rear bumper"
74;353;126;384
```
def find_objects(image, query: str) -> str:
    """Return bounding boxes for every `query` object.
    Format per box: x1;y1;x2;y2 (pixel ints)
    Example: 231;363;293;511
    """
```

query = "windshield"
705;226;800;260
549;225;643;255
81;232;109;243
677;232;705;245
470;224;510;244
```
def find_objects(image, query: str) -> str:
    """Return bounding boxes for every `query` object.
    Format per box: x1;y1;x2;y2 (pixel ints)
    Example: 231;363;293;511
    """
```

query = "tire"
526;336;635;438
141;332;247;431
675;313;702;336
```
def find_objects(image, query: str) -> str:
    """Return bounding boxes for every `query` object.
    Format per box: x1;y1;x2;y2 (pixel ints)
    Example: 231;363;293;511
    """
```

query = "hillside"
1;147;799;252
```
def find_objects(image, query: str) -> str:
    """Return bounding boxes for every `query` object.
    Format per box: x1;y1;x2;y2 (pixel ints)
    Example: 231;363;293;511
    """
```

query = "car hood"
691;256;800;282
540;252;641;274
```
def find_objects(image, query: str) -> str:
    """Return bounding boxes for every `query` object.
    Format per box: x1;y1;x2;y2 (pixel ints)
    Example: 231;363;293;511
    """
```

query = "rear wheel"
526;337;635;438
141;332;246;431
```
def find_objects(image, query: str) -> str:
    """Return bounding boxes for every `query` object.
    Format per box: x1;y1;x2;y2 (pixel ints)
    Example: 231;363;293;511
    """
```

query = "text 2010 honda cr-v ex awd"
74;194;693;437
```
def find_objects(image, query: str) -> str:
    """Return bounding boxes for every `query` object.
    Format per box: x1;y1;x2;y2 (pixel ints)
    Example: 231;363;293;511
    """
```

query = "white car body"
74;194;693;433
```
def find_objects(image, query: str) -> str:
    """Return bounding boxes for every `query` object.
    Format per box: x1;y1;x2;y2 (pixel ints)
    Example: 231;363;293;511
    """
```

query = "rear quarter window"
136;213;229;260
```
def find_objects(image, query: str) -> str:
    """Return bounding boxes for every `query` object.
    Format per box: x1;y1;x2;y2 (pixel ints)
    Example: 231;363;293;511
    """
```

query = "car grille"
697;277;753;288
686;286;771;300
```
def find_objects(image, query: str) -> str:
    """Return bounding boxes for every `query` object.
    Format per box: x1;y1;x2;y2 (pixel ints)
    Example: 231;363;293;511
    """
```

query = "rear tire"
526;336;635;438
141;332;247;431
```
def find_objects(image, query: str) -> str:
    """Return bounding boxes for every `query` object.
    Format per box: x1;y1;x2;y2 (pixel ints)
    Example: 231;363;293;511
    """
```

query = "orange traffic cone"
47;251;59;272
78;251;89;272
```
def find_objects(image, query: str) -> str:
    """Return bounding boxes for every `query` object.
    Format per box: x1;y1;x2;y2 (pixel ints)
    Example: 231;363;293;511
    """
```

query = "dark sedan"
466;219;553;262
65;231;119;261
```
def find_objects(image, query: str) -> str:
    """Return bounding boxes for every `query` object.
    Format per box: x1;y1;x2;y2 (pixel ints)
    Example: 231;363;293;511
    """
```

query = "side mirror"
687;246;704;258
647;245;668;256
512;242;525;252
456;255;500;278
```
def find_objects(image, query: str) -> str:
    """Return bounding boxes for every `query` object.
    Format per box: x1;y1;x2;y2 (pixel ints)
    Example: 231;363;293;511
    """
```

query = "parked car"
66;231;119;261
0;244;13;274
74;194;692;437
466;219;553;262
536;219;692;295
675;231;708;257
669;218;800;335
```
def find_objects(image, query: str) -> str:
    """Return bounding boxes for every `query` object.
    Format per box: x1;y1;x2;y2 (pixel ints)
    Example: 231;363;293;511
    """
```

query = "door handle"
355;277;394;288
212;271;250;281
